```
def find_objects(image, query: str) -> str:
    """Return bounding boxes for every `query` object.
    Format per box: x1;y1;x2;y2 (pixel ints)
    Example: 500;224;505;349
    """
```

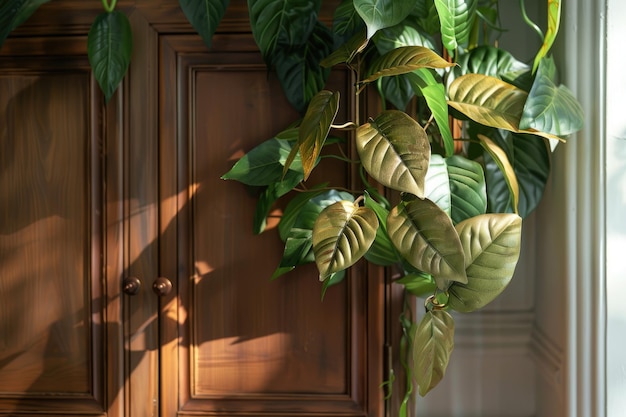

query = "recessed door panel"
159;35;382;416
0;40;115;416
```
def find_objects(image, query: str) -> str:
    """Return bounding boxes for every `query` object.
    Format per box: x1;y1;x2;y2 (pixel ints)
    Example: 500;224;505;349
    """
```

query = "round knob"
152;277;173;297
122;277;141;295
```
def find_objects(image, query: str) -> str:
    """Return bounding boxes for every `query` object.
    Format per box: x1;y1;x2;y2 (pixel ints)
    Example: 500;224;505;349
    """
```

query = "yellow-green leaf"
362;46;453;84
447;73;527;132
387;198;467;289
414;310;455;396
478;134;519;214
447;213;522;312
312;200;379;280
284;90;340;180
356;110;430;197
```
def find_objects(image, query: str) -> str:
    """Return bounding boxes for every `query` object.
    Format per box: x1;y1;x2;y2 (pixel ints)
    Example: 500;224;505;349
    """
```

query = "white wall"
605;0;626;415
416;0;616;416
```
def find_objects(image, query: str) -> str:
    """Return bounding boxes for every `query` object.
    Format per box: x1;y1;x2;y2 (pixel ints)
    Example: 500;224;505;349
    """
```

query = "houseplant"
1;0;583;412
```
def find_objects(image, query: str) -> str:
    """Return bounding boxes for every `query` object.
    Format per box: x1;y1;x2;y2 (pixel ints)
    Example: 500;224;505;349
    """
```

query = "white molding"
557;0;607;416
453;311;534;351
529;325;564;392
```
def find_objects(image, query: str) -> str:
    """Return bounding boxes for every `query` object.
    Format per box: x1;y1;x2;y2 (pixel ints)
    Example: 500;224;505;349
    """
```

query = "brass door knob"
122;276;142;295
152;277;173;297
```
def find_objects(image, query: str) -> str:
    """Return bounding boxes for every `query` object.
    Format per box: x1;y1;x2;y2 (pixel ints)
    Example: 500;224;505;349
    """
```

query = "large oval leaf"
363;46;453;84
332;0;366;46
283;90;340;180
179;0;229;49
520;57;583;136
354;0;415;39
88;11;133;103
248;0;320;62
456;45;529;79
387;198;467;289
413;310;455;396
372;19;436;54
434;0;477;52
447;213;522;312
446;155;487;224
273;189;353;279
447;73;527;132
312;200;379;280
274;22;333;113
356;110;430;197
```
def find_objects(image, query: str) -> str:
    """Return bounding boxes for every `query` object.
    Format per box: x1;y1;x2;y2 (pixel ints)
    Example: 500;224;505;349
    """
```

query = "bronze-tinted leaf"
414;310;455;396
447;213;522;312
312;200;379;280
356;110;430;197
387;198;467;288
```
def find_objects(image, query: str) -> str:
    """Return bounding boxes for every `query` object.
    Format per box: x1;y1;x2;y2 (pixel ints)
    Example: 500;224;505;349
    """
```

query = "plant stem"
102;0;117;12
519;0;544;42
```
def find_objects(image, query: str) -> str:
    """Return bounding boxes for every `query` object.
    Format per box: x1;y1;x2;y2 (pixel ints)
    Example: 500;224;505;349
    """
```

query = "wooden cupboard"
0;2;389;416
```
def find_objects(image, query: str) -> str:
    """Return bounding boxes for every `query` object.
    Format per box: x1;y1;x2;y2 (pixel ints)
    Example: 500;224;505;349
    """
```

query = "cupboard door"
158;35;384;417
0;37;122;417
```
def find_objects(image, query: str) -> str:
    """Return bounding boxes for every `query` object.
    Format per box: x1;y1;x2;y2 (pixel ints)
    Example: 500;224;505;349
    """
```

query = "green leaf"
88;11;133;103
312;200;379;280
481;131;550;217
414;310;455;396
363;46;453;84
356;110;430;197
364;193;401;266
353;0;415;39
253;170;303;234
396;272;437;297
321;29;368;68
448;74;566;143
424;154;451;216
478;134;519;215
271;228;314;279
321;270;346;298
520;57;584;136
284;90;340;179
332;0;366;47
433;0;477;52
11;0;49;30
274;190;353;278
387;198;467;289
414;0;440;35
378;75;415;111
1;0;27;48
179;0;229;49
446;155;487;224
532;0;561;73
406;69;453;157
447;213;522;312
455;45;529;79
372;18;436;54
274;22;333;113
221;136;303;186
248;0;320;62
447;73;527;132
